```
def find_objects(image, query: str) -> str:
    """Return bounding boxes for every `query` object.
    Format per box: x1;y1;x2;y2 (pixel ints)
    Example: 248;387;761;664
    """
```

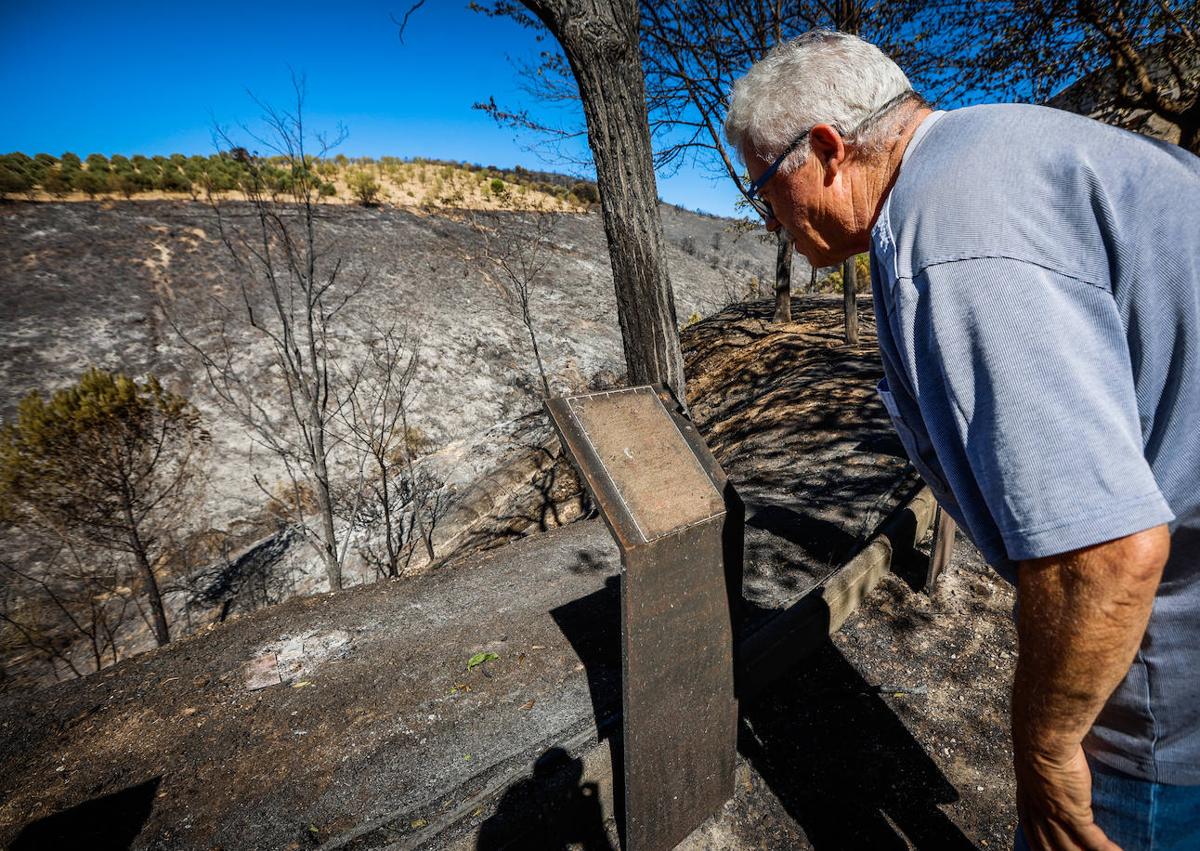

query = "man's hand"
1012;524;1169;851
1014;741;1117;850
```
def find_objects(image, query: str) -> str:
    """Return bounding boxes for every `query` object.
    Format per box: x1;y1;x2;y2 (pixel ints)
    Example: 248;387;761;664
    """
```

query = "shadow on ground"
10;777;161;851
739;641;973;850
506;543;971;850
682;297;918;613
475;747;615;851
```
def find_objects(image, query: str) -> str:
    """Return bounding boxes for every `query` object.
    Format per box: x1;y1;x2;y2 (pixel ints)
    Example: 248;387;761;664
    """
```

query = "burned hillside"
0;198;785;686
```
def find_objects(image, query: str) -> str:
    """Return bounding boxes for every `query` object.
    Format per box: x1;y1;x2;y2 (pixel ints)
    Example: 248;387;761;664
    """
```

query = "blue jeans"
1014;757;1200;850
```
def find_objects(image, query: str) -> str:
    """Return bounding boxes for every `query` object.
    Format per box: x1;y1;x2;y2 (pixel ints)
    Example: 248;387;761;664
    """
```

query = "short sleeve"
900;257;1174;562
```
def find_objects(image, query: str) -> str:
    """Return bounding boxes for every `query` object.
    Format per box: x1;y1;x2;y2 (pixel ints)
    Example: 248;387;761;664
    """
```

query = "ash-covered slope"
0;200;779;524
0;199;789;673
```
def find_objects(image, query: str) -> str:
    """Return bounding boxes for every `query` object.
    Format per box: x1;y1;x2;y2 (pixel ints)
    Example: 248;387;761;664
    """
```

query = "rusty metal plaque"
546;386;740;851
557;387;725;544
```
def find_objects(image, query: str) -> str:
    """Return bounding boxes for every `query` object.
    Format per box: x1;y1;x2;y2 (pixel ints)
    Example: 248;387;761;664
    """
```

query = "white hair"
724;30;923;174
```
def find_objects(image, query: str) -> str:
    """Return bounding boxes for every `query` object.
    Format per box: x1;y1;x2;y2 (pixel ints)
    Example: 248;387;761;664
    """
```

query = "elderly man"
724;30;1200;851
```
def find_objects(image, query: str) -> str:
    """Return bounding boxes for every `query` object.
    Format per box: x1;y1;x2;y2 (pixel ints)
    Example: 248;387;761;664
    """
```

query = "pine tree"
0;370;208;647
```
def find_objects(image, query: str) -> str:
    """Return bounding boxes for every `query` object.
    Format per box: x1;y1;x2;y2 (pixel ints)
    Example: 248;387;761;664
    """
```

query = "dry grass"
22;161;590;214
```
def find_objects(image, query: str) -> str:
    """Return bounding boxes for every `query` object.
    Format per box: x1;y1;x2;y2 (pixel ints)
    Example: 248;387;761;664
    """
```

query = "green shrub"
28;154;54;185
75;169;108;198
570;181;599;205
207;165;238;194
159;165;191;194
109;170;143;198
138;161;162;184
0;163;33;199
820;253;871;295
42;168;72;197
347;170;381;205
2;152;34;175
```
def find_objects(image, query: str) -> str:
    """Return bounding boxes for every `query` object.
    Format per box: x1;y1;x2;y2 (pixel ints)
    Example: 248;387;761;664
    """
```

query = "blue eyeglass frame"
740;127;812;220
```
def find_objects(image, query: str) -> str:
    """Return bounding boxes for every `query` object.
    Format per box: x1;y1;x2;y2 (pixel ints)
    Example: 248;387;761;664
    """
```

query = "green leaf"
466;651;498;671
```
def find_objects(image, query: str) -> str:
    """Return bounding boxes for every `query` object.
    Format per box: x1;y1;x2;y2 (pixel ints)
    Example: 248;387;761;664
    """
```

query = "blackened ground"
0;295;1018;850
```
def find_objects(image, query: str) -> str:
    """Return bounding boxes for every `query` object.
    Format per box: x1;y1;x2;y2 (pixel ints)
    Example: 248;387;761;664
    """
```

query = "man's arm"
1012;524;1170;851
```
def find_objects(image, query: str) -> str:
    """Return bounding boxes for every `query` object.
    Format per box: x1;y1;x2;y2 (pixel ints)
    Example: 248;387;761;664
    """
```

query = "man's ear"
809;124;845;185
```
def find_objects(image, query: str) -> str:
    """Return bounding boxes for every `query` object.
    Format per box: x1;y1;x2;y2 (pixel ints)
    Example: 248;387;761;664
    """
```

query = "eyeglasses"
739;127;812;222
736;91;916;223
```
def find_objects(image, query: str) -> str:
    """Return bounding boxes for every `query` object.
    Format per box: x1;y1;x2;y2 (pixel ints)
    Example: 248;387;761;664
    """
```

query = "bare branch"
392;0;428;44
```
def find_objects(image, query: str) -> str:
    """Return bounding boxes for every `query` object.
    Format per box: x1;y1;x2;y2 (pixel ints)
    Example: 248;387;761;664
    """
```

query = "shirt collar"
901;110;946;168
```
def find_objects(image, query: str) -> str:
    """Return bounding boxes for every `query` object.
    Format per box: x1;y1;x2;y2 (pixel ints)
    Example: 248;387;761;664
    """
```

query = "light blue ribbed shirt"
870;104;1200;784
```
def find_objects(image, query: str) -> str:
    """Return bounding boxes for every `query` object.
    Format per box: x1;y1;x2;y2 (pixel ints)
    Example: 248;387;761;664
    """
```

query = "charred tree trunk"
421;522;436;563
378;458;401;579
310;407;342;591
774;233;793;323
842;256;859;345
522;0;686;402
132;547;170;647
520;296;552;398
123;502;170;646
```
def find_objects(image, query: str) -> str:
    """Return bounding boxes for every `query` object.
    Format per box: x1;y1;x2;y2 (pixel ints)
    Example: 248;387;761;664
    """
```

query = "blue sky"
1;0;746;216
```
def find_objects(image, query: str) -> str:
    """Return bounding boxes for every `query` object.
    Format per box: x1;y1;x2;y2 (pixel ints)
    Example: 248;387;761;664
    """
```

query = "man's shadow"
475;747;616;851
